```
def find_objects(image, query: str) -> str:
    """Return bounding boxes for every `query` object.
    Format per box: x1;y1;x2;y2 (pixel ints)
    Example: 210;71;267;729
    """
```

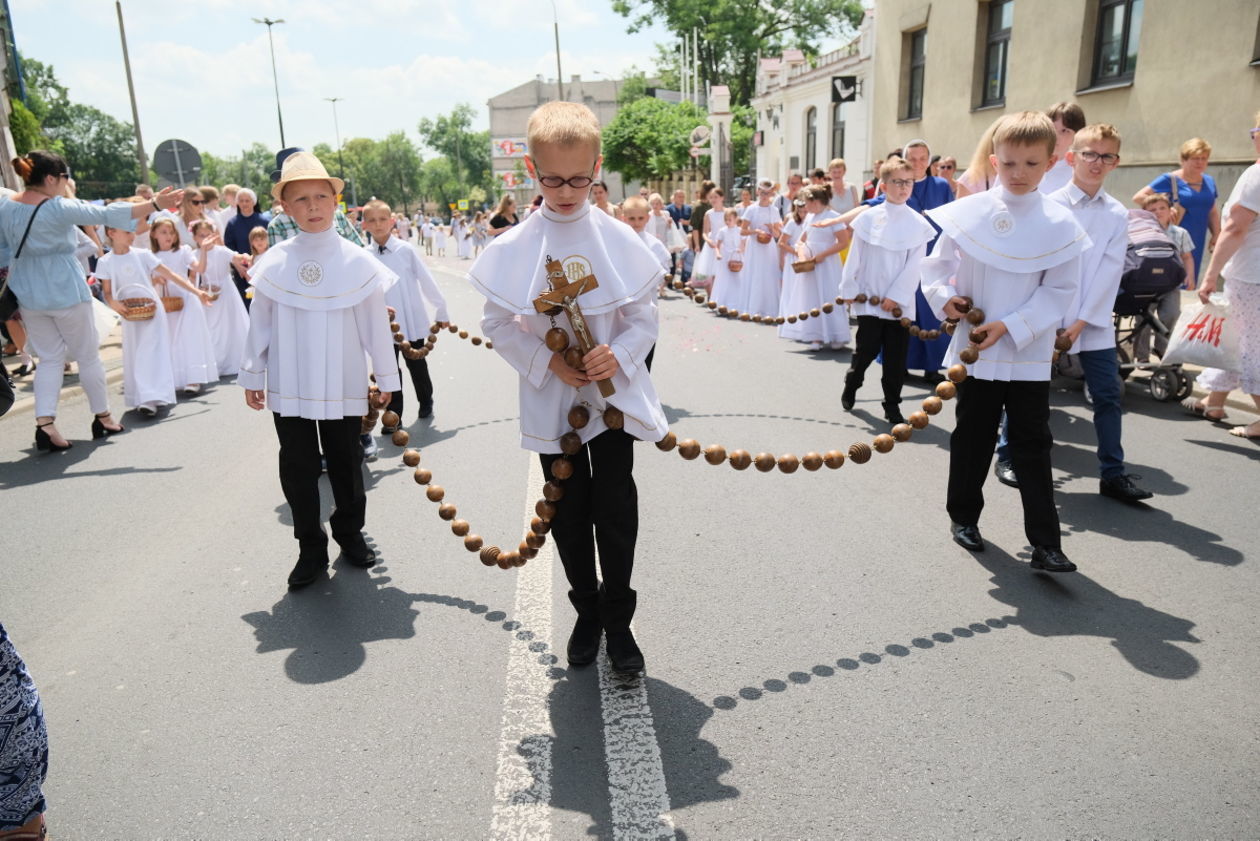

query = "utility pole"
252;17;286;147
324;97;344;178
115;1;147;183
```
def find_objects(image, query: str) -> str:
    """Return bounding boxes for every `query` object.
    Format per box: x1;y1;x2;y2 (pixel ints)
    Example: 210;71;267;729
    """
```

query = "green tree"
602;97;708;183
200;142;275;202
612;0;864;106
420;157;460;213
417;103;494;197
8;100;45;155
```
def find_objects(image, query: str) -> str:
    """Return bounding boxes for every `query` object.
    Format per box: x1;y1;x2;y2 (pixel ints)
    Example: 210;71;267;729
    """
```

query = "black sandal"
91;411;125;439
34;420;72;452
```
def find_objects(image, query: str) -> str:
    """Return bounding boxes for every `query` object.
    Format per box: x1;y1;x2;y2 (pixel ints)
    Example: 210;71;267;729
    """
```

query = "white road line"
489;457;556;840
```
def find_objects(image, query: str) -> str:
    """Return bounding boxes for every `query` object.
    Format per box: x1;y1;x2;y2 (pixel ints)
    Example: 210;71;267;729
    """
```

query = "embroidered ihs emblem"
991;211;1015;237
298;260;323;287
561;255;594;283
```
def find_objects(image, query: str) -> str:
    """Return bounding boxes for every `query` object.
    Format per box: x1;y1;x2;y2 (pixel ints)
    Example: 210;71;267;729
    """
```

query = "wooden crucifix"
533;254;615;397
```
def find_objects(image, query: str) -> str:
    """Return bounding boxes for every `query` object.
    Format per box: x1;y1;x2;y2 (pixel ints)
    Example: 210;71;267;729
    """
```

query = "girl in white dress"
776;198;809;317
190;220;250;379
149;218;219;392
97;226;208;415
739;179;784;318
434;222;448;257
454;213;473;259
710;208;746;309
691;187;727;288
781;184;850;349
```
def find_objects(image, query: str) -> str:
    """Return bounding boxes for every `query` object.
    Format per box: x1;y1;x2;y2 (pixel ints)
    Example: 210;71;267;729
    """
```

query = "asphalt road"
1;249;1257;840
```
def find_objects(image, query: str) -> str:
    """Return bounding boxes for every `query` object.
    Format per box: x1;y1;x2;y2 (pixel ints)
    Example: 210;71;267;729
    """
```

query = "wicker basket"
161;296;184;313
120;298;156;321
728;260;744;273
791;259;816;274
755;232;772;245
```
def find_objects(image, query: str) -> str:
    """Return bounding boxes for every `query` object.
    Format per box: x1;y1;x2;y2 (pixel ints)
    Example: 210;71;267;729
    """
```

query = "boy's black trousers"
273;414;365;559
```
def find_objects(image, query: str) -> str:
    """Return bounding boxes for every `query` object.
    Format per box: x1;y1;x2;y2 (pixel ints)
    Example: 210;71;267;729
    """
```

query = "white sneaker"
138;402;159;417
182;384;201;395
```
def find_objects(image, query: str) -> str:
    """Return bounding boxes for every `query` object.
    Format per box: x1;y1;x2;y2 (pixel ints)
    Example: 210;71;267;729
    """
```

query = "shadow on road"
0;440;182;489
1056;489;1243;566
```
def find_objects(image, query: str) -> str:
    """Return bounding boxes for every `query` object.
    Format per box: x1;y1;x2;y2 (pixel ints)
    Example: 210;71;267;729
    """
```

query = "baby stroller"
1113;209;1192;402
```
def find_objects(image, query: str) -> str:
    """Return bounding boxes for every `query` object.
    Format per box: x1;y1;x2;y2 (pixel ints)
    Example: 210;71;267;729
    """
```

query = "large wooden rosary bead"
947;364;969;383
873;434;895;454
479;546;500;566
892;307;903;318
563;347;585;371
400;340;412;352
496;551;516;570
550;458;574;480
414;467;433;485
559;432;583;455
451;519;470;536
485;341;494;349
925;329;941;340
472;336;483;346
802;452;823;471
707;301;718;309
810;308;821;318
956;296;973;313
677;439;701;460
694;294;706;304
848;442;872;464
464;534;484;552
777;453;800;474
530;516;550;535
968;328;987;345
823;449;846;468
393;331;406;344
402;449;421;467
935;381;958;400
447;324;459;334
900;317;913;329
908;411;930;429
728;449;752;470
822;303;834;314
542;481;565;501
958;346;979;365
392;429;410;447
703;444;727;465
965;307;986;325
854;293;868;304
729;310;742;319
868;295;882;306
389;320;401;333
922;396;944;415
740;312;751;322
753;452;776;472
943;320;958;335
430;324;442;335
525;531;545;549
909;325;922;337
518;541;537;560
786;315;798;323
775;316;786;325
797;311;808;321
458;330;469;339
438;503;457;520
536;500;557;520
567;405;590;429
891;423;913;442
426;485;446;502
655;430;678;451
603;407;625;430
1054;334;1073;352
717;306;729;315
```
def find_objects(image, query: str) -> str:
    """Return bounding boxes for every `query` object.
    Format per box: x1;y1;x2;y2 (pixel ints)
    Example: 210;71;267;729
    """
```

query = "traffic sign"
153;139;202;187
689;125;711;146
689;146;709;158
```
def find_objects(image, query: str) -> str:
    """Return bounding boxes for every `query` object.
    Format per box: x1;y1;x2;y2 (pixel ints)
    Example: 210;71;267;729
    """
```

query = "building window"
804;107;817;170
1092;0;1143;85
905;29;926;120
982;0;1013;106
830;103;845;160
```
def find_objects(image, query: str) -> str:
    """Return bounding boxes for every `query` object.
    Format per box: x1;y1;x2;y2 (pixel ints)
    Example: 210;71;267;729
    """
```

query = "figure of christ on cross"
534;255;616;397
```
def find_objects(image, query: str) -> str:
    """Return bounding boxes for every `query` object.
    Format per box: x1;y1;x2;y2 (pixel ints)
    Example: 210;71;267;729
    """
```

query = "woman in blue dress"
0;622;48;839
1133;138;1221;285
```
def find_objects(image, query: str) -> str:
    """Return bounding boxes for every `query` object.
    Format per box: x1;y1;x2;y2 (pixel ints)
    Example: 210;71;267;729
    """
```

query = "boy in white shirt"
921;111;1088;572
469;102;667;673
240;152;400;589
1048;124;1152;502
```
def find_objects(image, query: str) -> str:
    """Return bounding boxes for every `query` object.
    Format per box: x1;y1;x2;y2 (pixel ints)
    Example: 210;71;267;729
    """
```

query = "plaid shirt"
267;208;364;247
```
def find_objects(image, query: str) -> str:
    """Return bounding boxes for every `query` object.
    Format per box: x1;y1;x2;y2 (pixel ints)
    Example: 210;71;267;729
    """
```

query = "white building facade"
751;13;875;189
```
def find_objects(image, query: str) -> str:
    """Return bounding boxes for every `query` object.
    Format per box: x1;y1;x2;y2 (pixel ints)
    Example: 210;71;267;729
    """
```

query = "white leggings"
21;302;110;418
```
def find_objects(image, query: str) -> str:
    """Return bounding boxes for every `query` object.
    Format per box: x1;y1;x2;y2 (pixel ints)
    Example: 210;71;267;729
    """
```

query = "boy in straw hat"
239;151;401;589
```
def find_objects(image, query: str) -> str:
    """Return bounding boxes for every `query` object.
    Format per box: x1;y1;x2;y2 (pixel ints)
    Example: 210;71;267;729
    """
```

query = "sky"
9;0;676;161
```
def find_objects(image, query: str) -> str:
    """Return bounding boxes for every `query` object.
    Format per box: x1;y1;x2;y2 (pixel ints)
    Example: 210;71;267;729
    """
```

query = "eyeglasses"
534;167;597;189
937;164;955;171
1250;128;1260;140
1076;150;1120;166
886;179;915;189
189;199;206;205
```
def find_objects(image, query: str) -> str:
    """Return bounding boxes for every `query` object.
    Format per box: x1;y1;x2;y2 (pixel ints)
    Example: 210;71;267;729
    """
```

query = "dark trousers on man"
846;315;909;415
273;414;366;560
539;428;639;632
947;378;1061;548
386;344;434;417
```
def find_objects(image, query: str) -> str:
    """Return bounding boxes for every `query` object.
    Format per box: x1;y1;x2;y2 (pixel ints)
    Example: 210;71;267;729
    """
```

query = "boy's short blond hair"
363;199;392;216
879;156;912;180
1138;192;1172;210
527;101;601;154
1179;137;1212;160
992;111;1056;157
1072;123;1122;151
621;195;648;214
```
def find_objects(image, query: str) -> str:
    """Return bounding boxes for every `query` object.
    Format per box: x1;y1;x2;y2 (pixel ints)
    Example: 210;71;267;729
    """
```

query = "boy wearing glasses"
469;101;667;674
839;157;937;424
1048;124;1153;503
921;112;1088;572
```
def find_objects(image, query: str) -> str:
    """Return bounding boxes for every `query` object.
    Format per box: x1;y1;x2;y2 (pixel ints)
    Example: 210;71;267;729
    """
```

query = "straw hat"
271;151;344;202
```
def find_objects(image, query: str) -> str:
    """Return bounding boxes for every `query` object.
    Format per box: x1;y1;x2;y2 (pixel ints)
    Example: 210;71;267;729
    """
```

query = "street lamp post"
252;17;286;148
549;1;564;101
324;97;344;177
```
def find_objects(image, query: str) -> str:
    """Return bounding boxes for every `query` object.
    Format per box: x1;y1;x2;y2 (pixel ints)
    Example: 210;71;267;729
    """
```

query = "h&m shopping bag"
1162;296;1241;371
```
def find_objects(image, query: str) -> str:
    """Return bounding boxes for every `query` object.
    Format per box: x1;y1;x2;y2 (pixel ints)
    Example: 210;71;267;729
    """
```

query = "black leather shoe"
339;536;377;568
1099;473;1153;502
1030;546;1077;573
287;554;329;589
418;401;434;420
606;629;645;673
993;460;1019;488
885;408;906;426
566;615;602;667
951;522;985;552
841;379;857;412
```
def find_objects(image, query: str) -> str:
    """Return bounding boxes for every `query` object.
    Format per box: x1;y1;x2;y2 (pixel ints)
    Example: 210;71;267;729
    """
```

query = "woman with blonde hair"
956;118;1003;196
489;193;519;237
1133;137;1222;284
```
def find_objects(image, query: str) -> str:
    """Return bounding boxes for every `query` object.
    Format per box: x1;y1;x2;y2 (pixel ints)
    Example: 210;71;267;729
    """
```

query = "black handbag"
0;198;52;321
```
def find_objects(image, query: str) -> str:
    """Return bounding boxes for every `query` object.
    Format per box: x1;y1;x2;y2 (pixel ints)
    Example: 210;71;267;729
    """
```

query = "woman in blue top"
1133;138;1222;285
222;188;270;305
1;150;184;451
